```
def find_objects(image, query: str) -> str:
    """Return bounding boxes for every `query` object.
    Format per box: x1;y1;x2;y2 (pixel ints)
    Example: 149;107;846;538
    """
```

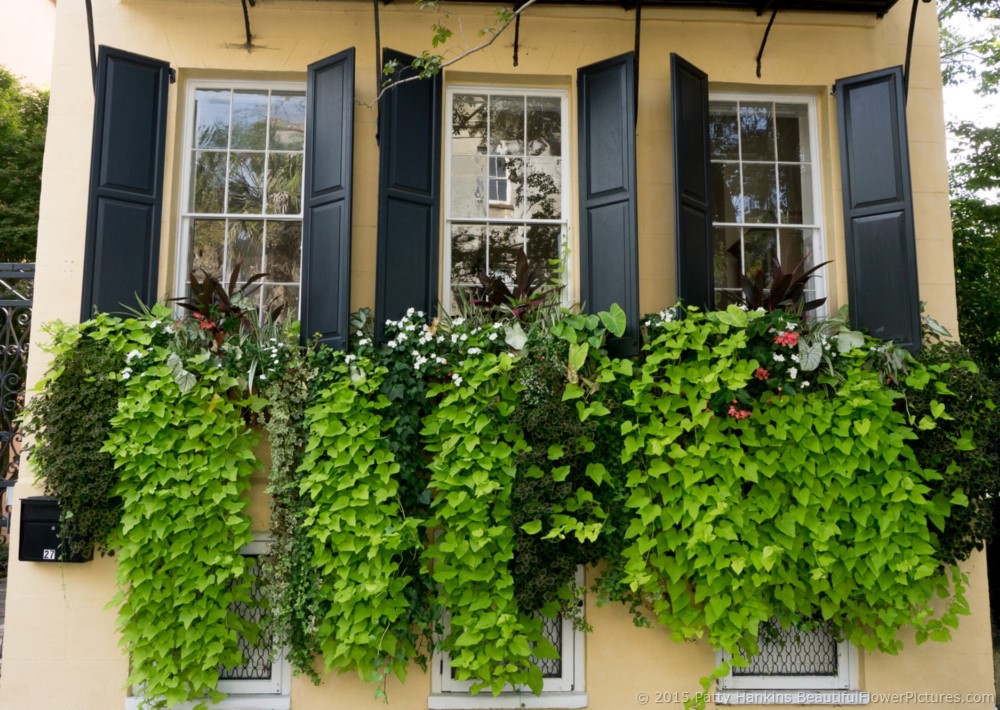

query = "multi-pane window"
179;83;306;318
445;88;569;310
708;97;824;308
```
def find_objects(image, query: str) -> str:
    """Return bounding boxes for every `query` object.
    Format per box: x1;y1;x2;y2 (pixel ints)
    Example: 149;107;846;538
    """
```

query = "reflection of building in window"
178;83;306;319
708;96;825;309
489;156;511;205
445;88;569;311
717;620;865;705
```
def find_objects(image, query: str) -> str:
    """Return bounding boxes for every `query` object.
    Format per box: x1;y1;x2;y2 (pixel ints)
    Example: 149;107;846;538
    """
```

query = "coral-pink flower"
754;367;769;381
773;331;799;347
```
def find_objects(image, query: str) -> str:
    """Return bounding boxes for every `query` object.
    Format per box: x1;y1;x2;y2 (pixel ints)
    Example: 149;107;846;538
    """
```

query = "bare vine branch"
362;0;543;108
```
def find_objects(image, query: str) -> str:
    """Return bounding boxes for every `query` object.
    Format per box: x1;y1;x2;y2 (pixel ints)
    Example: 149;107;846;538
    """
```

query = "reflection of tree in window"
184;86;305;319
707;98;820;308
448;90;565;307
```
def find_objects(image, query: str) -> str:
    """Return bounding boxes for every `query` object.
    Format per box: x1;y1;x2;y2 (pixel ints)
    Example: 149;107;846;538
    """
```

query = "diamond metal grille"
219;556;274;681
732;621;837;676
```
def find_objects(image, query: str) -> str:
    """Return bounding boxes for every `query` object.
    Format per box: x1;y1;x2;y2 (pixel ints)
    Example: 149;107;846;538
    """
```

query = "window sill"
714;690;869;705
428;691;588;709
125;696;290;710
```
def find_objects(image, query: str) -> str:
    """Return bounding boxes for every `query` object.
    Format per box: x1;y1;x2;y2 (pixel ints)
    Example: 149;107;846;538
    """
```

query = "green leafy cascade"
25;301;994;709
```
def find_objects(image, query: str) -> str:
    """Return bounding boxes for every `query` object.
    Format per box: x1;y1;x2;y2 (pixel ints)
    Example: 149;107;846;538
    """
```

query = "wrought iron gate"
0;264;34;534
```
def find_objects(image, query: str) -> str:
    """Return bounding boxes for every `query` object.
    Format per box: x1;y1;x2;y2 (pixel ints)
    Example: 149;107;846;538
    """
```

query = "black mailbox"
19;496;90;563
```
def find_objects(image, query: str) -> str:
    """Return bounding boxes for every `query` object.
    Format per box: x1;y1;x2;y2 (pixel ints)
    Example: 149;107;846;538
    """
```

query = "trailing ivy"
105;348;259;709
260;345;320;682
25;310;172;555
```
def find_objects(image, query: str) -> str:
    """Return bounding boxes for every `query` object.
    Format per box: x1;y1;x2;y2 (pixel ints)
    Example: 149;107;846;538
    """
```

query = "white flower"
148;320;161;329
644;320;651;327
789;367;798;380
397;332;408;342
738;303;748;311
460;333;468;342
452;373;463;387
468;347;482;355
801;380;810;388
452;317;465;326
125;349;143;362
790;353;800;363
772;353;785;362
121;367;133;380
259;374;267;381
451;334;459;344
406;307;415;317
436;356;447;365
344;354;357;363
493;322;503;329
387;340;398;349
488;332;498;341
785;322;797;331
358;338;370;347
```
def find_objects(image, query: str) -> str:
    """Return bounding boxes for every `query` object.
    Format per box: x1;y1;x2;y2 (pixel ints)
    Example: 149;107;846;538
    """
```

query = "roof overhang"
433;0;900;17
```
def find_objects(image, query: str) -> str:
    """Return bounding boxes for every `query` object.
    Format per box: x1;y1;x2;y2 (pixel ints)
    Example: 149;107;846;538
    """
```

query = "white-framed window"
124;535;291;710
176;81;306;318
716;621;868;705
708;94;826;309
444;86;570;312
428;570;587;709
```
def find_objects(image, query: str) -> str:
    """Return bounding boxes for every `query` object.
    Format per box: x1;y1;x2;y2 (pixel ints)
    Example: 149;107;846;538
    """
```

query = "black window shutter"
302;48;355;349
577;53;639;357
836;67;920;350
670;53;713;311
81;46;170;319
375;49;442;342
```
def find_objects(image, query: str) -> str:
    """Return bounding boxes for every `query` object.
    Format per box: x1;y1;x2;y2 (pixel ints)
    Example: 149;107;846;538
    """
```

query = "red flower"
727;404;752;420
754;367;769;381
773;330;799;347
199;320;215;331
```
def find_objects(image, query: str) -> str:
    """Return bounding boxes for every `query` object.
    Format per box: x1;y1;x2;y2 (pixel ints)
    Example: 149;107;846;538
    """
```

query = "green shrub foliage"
27;302;993;708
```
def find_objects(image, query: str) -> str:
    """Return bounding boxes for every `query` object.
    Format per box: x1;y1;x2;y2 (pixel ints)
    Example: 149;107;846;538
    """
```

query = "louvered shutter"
81;46;170;318
301;48;355;349
375;49;442;342
836;67;920;350
577;53;639;357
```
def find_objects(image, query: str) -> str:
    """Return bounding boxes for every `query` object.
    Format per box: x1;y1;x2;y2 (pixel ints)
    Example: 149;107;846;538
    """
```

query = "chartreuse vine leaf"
599;304;627;338
106;350;257;708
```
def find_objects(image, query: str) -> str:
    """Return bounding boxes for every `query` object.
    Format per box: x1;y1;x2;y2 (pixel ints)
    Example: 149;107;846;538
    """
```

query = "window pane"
261;284;299;320
488;157;522;218
709;102;739;160
228;153;265;214
269;92;306;150
490;95;525;155
450;224;486;286
191;219;226;278
744;228;777;284
265;153;303;215
228;220;264;276
231;91;269;150
713;226;742;306
710;161;741;223
739;102;775;162
487;224;525;289
776;103;810;162
525;157;561;220
778;164;813;225
265;221;302;283
450;155;487;218
194;89;231;149
742;164;777;223
451;93;487;155
778;228;807;270
527;96;562;157
192;151;226;213
525;224;562;286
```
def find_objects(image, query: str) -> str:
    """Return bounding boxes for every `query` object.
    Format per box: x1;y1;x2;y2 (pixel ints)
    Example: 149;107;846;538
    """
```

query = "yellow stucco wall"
0;0;985;709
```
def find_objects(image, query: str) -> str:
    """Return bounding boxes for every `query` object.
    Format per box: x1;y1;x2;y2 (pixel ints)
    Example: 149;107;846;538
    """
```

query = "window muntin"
178;83;306;318
708;96;824;309
445;88;569;312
